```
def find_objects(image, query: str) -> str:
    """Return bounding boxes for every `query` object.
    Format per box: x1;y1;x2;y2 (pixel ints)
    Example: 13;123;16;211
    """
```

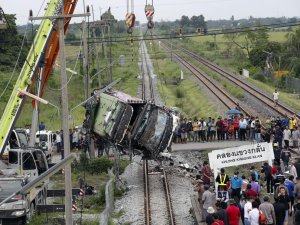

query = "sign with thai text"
208;142;274;169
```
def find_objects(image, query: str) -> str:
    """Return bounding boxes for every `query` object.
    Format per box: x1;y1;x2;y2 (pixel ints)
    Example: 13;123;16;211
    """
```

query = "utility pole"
91;5;101;88
108;23;112;83
102;24;110;83
82;20;90;99
82;20;96;159
29;55;45;146
214;34;217;60
30;2;90;224
57;3;73;223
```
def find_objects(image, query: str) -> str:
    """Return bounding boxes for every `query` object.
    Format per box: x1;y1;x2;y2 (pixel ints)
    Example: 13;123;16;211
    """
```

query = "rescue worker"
216;168;230;191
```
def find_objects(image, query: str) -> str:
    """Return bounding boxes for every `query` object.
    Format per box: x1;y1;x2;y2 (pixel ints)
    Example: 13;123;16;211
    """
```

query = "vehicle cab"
0;148;48;224
1;148;48;180
1;129;29;161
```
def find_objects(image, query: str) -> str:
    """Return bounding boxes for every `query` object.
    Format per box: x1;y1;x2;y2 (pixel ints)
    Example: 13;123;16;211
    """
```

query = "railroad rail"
140;40;155;101
160;42;251;116
170;44;300;119
143;160;176;225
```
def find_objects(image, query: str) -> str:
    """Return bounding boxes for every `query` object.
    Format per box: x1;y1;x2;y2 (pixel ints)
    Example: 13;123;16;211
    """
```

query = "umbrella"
226;109;241;115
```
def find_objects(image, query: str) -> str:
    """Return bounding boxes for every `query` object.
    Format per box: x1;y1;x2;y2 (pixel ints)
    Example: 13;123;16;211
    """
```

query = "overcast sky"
1;0;299;25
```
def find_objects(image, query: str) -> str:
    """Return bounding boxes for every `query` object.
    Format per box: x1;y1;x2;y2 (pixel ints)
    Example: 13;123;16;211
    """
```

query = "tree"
0;14;28;71
249;41;282;69
223;22;270;58
190;15;206;29
180;15;190;27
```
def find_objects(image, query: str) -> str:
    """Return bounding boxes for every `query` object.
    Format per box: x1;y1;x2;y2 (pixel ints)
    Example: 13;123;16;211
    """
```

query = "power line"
56;21;300;44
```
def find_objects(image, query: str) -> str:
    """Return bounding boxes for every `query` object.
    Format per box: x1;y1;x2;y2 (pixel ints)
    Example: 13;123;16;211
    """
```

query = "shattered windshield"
136;104;151;136
139;108;168;149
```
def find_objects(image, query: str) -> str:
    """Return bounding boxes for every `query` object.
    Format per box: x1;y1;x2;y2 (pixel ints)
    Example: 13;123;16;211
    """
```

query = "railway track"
140;39;176;225
161;41;300;155
140;40;155;101
143;160;176;225
168;43;300;119
160;42;251;116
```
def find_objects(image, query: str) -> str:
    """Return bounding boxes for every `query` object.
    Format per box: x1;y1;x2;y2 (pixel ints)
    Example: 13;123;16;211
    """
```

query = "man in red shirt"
226;199;240;225
245;184;258;200
211;213;225;225
233;116;240;139
201;161;212;185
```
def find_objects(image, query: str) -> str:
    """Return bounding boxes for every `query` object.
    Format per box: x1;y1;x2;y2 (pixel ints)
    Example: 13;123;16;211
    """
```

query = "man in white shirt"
273;89;279;106
244;196;254;225
283;126;291;148
249;201;260;225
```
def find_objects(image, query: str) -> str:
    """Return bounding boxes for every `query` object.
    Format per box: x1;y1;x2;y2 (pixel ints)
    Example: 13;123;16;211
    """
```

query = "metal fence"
286;76;300;94
100;177;114;225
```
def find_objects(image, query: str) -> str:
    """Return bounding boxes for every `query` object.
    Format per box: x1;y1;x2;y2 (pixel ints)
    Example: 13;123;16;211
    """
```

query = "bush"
252;72;266;82
119;158;130;174
88;157;114;175
175;87;185;98
84;185;106;210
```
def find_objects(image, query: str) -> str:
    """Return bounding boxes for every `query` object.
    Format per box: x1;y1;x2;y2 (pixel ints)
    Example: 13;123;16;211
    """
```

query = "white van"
35;130;56;162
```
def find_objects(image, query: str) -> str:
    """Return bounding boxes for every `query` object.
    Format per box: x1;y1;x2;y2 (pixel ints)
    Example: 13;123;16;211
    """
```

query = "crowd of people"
173;113;300;148
37;123;110;159
193;148;300;225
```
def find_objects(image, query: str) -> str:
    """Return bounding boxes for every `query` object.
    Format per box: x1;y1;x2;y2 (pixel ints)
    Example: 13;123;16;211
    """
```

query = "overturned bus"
83;89;173;158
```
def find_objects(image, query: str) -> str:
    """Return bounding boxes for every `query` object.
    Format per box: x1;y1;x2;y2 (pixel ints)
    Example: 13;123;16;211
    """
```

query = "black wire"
57;22;300;44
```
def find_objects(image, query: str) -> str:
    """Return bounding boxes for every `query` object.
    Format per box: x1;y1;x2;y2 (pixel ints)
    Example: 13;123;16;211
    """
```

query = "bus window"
8;151;18;164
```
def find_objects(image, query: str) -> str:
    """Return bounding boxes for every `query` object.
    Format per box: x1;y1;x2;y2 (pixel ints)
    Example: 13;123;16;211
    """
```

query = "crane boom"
0;0;77;155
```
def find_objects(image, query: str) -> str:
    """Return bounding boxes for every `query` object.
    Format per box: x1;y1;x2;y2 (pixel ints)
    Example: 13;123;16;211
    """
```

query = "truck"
0;148;48;225
83;89;173;158
1;129;30;161
35;130;56;162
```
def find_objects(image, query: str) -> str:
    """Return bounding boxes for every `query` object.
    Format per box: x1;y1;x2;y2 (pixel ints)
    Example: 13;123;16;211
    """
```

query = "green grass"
51;170;110;190
0;39;140;130
146;41;218;118
29;213;99;225
247;78;300;112
190;31;291;44
158;80;218;119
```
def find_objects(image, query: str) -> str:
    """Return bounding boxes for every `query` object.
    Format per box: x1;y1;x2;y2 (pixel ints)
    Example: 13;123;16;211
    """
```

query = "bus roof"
106;89;146;104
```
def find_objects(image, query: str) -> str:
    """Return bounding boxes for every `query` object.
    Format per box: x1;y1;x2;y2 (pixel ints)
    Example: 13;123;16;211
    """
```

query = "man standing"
244;196;254;225
215;201;229;225
262;162;273;194
226;199;240;225
274;198;286;225
201;161;212;185
202;185;214;222
230;171;243;200
285;175;295;208
273;89;279;106
180;118;188;143
283;126;291;148
39;121;45;130
72;127;79;149
249;201;260;225
216;168;230;190
239;116;248;141
274;125;284;149
259;195;276;225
